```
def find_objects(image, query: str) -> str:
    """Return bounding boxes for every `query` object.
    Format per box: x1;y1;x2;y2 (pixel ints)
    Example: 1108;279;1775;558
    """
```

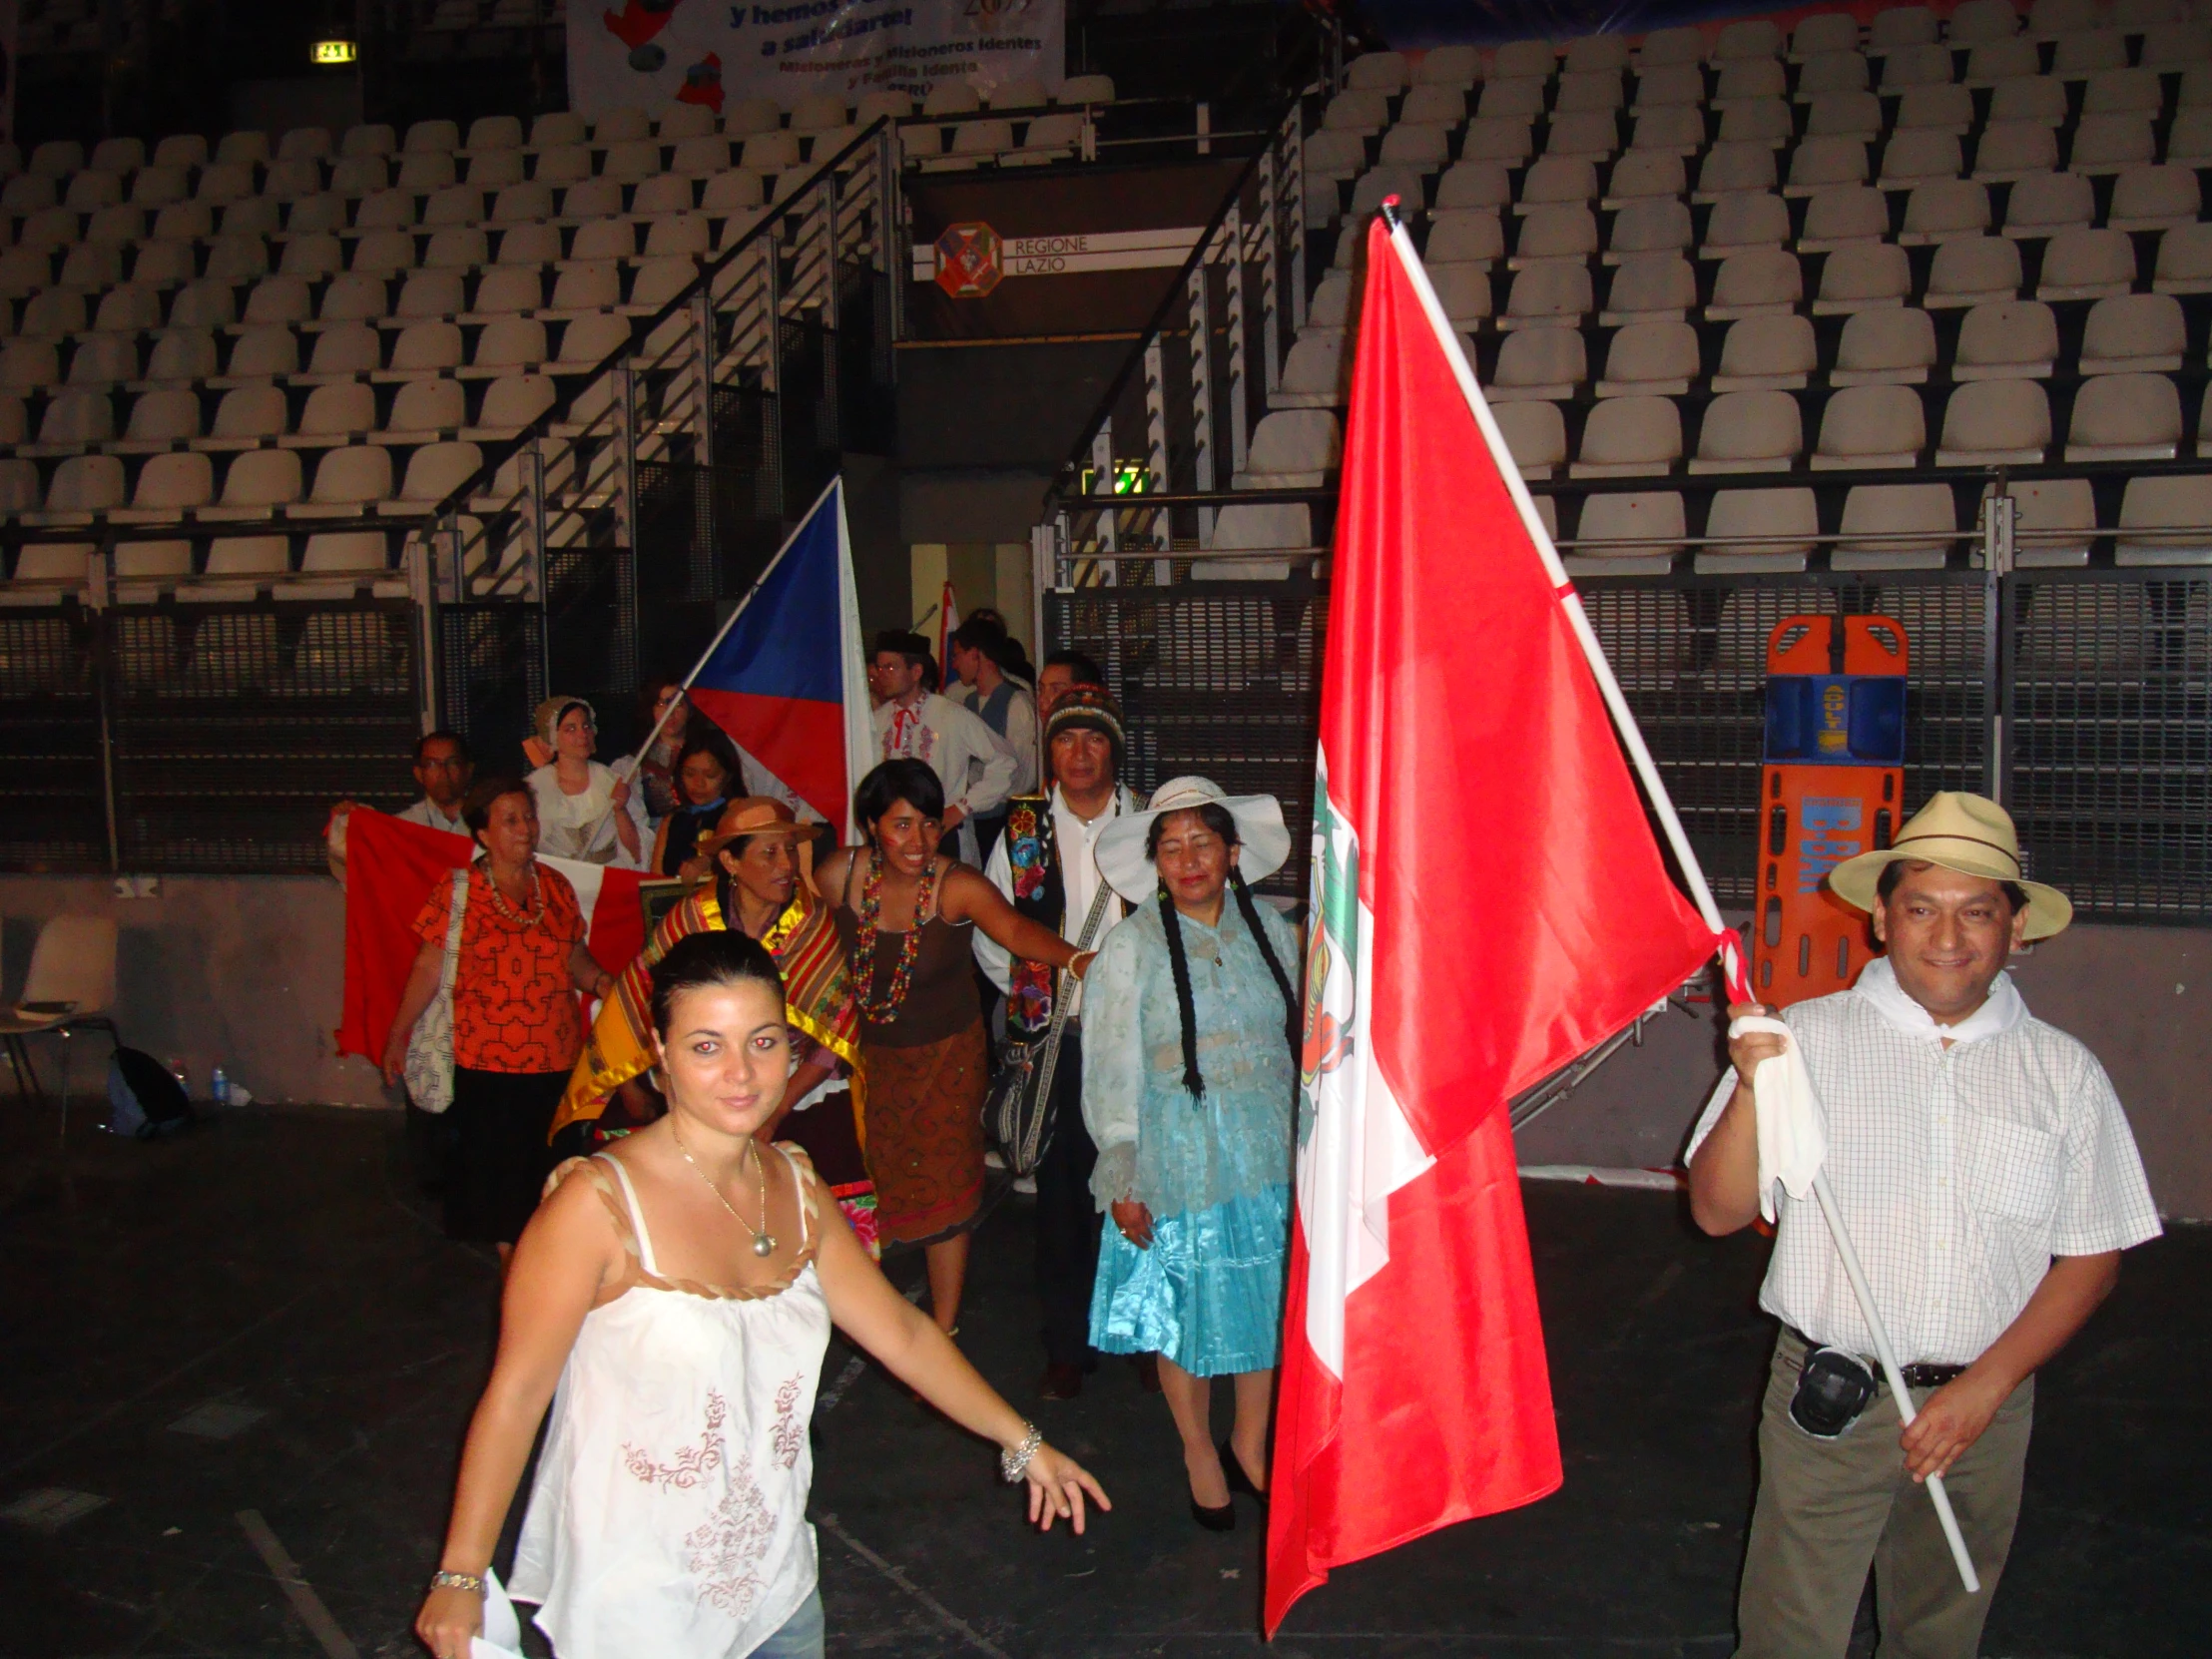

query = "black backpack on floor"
106;1047;195;1140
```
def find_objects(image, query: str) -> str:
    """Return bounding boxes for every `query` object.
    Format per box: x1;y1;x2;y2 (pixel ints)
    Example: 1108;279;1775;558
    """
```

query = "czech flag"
684;477;874;840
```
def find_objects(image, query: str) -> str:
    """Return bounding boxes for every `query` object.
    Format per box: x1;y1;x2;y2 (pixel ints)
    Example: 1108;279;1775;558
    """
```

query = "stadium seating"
1269;21;2212;572
0;80;1035;598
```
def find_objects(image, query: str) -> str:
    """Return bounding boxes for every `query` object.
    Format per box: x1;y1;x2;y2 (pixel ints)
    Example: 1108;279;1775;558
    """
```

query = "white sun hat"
1094;774;1293;904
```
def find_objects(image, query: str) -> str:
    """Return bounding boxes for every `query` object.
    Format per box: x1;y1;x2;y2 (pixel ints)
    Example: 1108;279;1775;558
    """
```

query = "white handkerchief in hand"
1728;1014;1829;1224
473;1568;526;1659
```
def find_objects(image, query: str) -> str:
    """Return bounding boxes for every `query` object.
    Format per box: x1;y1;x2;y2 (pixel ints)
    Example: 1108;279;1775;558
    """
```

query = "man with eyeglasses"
326;731;476;885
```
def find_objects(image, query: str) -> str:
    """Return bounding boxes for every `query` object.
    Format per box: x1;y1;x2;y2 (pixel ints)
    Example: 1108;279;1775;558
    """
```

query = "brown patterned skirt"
860;1018;989;1247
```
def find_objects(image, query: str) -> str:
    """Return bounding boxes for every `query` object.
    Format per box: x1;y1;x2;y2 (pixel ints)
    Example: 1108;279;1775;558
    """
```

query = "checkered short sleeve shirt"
1689;983;2162;1367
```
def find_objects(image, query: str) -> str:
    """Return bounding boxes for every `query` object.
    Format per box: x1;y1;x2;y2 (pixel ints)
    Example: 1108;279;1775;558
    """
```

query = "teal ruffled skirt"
1088;1183;1291;1377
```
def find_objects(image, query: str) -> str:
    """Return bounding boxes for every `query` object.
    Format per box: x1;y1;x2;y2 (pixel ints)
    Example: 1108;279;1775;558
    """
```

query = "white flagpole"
1380;207;1980;1596
578;475;849;854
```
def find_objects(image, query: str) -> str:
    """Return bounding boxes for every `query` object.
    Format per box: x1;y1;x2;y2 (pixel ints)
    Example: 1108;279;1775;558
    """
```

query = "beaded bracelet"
429;1570;484;1594
999;1421;1042;1484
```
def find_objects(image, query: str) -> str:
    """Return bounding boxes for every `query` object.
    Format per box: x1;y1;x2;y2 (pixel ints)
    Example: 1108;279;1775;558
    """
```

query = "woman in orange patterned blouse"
384;777;616;1262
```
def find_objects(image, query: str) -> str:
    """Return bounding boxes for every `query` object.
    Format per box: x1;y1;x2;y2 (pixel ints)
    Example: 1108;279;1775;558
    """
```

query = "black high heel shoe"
1220;1438;1267;1506
1190;1496;1236;1532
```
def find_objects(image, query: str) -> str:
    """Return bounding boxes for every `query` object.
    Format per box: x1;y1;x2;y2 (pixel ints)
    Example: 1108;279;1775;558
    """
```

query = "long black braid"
1229;865;1300;1050
1150;804;1301;1101
1156;874;1208;1098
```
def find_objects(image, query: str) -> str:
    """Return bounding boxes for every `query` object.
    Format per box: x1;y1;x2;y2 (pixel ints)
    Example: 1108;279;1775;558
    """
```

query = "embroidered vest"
1000;787;1142;1040
1003;795;1062;1039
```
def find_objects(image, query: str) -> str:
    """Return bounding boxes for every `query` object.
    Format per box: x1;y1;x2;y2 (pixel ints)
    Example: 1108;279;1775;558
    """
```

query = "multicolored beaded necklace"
482;859;546;927
852;849;938;1023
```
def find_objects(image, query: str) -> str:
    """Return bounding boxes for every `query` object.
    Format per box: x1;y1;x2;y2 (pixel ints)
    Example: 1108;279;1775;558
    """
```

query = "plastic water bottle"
211;1066;229;1106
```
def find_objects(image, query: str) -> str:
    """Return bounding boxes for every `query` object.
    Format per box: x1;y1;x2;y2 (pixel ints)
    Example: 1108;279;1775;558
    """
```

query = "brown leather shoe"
1132;1353;1162;1393
1039;1362;1085;1400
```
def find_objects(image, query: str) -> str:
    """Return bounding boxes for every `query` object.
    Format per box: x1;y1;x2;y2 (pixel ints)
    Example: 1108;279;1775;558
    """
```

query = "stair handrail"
1040;90;1305;517
418;114;897;526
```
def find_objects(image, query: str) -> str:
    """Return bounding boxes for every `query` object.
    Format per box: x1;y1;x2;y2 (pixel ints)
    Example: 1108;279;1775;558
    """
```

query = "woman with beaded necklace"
818;759;1094;1337
383;777;618;1268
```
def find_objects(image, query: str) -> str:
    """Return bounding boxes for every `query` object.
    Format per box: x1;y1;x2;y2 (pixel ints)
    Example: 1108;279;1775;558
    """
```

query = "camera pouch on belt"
1790;1345;1880;1439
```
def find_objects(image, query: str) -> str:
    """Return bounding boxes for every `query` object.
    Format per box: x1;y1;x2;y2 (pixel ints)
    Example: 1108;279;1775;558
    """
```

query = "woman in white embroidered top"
523;697;649;869
416;930;1107;1659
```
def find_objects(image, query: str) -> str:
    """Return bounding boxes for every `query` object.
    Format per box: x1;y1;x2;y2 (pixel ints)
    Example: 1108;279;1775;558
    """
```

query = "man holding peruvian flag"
1267;204;1732;1629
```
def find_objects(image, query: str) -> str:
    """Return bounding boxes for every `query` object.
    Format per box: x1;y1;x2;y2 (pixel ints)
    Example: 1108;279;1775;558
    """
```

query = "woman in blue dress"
1082;776;1301;1531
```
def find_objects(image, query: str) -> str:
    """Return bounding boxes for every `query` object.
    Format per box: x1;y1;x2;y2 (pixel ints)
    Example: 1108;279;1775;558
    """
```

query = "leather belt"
1789;1328;1967;1390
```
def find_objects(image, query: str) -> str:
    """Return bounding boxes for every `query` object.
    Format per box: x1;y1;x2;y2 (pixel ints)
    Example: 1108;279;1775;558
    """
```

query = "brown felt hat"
697;797;816;886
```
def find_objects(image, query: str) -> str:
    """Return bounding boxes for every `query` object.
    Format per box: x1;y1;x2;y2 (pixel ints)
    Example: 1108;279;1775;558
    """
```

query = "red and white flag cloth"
1266;212;1726;1631
335;810;649;1067
935;579;959;674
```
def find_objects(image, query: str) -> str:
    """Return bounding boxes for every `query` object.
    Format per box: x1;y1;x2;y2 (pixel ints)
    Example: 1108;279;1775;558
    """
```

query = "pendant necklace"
673;1131;778;1258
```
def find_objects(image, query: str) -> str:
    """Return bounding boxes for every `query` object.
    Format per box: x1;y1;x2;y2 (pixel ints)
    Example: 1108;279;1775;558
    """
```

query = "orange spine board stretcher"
1753;614;1910;1008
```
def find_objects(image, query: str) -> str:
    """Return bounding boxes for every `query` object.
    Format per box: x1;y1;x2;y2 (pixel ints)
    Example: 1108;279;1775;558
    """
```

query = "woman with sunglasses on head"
1081;778;1302;1531
414;929;1106;1659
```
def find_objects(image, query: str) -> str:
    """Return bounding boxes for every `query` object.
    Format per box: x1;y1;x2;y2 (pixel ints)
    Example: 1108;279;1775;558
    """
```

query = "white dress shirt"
974;785;1135;1019
1688;956;2162;1366
872;691;1018;860
992;686;1040;797
395;797;468;835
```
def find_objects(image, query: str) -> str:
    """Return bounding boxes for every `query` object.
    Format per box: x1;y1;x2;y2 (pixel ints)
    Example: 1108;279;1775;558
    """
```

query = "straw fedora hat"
1828;792;2072;939
1095;775;1293;905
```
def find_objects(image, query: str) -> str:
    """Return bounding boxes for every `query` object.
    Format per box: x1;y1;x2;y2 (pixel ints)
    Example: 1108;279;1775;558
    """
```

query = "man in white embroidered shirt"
867;629;1017;866
1687;792;2161;1659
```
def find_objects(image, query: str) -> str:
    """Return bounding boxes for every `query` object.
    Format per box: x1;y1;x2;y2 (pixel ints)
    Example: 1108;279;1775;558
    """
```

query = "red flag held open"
1265;212;1723;1632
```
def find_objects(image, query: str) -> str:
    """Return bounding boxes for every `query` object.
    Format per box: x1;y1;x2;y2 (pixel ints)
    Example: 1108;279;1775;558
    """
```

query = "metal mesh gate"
1579;575;1991;908
1048;574;1327;900
2005;571;2212;920
1047;565;2210;925
0;602;427;873
108;604;422;871
0;612;104;869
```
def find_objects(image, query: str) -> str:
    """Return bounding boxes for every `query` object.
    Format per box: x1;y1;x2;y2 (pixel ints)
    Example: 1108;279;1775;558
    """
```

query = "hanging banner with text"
903;159;1247;340
573;0;1064;118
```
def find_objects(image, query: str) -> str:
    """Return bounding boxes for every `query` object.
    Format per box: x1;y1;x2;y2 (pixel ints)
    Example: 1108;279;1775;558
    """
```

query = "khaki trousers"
1734;1329;2033;1659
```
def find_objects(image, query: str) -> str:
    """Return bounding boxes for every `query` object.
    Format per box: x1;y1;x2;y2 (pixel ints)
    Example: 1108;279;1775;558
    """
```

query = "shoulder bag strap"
1016;879;1117;1169
440;866;468;987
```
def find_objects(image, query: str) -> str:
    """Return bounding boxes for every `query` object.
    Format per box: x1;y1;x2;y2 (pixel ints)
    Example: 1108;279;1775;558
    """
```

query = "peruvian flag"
1266;212;1724;1629
335;810;649;1066
683;477;874;840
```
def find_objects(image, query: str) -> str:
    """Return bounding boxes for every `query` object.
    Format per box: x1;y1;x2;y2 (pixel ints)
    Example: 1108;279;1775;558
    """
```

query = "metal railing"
419;119;900;756
1030;90;1311;611
0;599;422;873
1038;478;2212;924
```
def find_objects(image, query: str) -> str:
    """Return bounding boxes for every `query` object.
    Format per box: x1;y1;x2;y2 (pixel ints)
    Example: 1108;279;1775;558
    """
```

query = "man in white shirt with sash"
975;685;1143;1400
1688;792;2161;1659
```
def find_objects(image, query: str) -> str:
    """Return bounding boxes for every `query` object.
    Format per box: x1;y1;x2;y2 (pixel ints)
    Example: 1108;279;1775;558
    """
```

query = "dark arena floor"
1;1104;2204;1659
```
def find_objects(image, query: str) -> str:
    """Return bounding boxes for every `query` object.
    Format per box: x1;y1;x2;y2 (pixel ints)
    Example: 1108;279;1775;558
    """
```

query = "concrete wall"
0;873;2200;1218
1513;921;2212;1222
0;874;385;1109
